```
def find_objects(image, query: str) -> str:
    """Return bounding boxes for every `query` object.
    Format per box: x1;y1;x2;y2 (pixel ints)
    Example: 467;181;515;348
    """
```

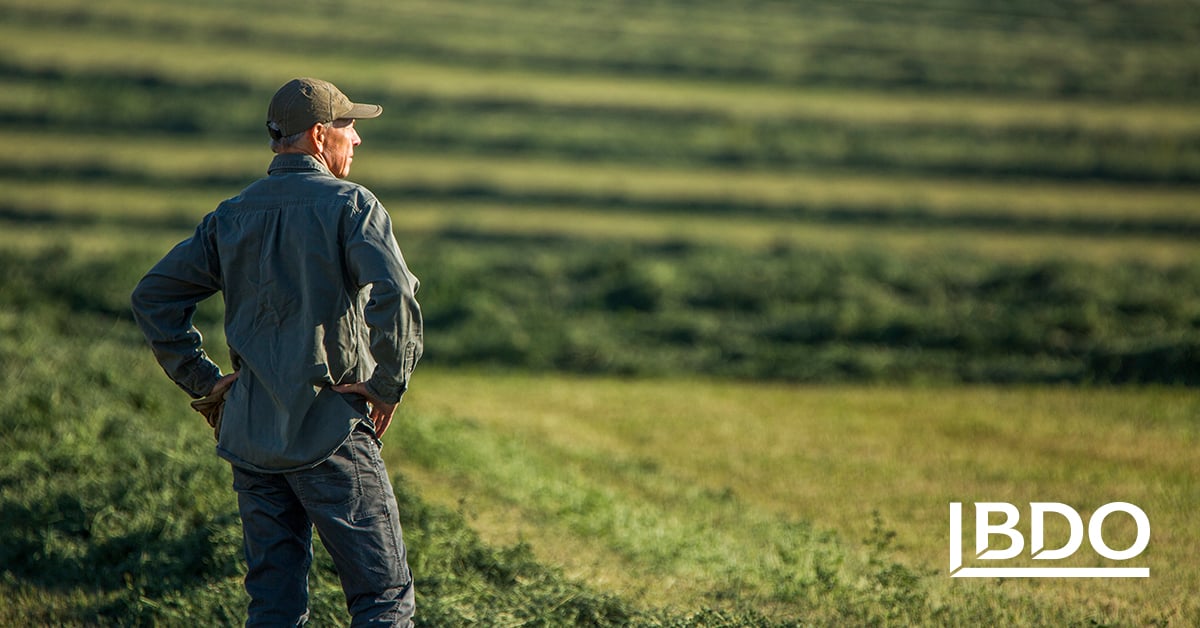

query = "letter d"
1030;502;1084;560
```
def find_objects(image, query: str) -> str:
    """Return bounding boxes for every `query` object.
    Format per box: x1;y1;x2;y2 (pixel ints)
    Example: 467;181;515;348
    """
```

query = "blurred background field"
1;0;1198;625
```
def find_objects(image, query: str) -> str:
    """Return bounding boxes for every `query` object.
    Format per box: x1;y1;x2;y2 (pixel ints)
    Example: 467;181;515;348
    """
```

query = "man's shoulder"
331;177;379;200
219;173;382;213
326;178;383;215
290;170;379;203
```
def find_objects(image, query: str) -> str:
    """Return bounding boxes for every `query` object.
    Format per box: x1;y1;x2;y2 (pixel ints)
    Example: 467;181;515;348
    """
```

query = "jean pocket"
293;440;360;509
346;428;392;523
292;428;390;524
294;468;357;511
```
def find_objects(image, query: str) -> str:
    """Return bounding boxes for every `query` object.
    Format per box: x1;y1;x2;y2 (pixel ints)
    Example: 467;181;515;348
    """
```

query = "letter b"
975;502;1024;560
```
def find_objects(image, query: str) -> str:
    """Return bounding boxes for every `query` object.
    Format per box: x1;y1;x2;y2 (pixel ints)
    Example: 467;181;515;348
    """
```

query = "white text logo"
949;502;1150;578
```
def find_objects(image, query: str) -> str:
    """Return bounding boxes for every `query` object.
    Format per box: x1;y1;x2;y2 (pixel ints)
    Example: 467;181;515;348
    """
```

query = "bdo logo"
949;502;1150;578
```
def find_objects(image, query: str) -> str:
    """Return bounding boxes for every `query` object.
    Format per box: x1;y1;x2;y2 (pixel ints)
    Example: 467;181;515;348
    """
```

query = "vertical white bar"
950;502;962;574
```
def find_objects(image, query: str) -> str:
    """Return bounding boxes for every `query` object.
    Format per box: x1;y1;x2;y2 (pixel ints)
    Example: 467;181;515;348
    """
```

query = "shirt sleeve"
343;196;424;405
130;216;225;399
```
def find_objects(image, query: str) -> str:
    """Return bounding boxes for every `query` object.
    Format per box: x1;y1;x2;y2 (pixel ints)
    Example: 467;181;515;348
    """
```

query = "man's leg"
290;424;415;627
232;466;314;627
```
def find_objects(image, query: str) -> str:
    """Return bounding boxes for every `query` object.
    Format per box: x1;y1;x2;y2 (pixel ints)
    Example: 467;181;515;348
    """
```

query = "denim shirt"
131;153;423;472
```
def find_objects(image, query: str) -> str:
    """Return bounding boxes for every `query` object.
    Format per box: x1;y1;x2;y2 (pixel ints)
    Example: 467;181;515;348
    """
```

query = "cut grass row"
6;131;1199;229
5;147;1200;269
11;69;1200;192
4;209;1199;277
5;18;1200;134
8;212;1200;388
9;75;1200;186
4;0;1198;99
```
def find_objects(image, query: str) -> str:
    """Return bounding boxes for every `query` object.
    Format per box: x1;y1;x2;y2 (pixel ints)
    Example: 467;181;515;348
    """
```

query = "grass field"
2;0;1199;625
395;370;1199;623
1;268;1195;624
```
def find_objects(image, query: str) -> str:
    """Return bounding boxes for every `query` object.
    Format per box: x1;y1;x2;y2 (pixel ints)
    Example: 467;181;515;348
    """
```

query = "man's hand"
332;381;397;439
211;371;240;397
191;371;239;440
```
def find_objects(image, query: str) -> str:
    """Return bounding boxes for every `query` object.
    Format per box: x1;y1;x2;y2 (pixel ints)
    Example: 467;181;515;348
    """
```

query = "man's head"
266;78;382;178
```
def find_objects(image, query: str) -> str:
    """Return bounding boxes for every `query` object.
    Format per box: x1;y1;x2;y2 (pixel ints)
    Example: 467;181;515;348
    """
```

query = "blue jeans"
231;424;415;627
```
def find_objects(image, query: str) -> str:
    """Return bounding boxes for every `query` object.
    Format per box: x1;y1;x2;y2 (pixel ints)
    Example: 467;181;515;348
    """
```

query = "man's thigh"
289;425;411;599
231;466;313;625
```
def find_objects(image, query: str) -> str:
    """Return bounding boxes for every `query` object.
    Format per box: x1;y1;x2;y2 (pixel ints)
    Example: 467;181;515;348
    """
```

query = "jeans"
231;424;414;627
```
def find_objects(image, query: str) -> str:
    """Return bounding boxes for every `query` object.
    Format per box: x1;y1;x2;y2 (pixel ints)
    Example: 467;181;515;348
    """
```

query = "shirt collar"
267;153;331;176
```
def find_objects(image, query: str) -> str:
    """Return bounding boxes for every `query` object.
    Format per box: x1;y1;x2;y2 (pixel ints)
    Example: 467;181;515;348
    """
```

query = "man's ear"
307;123;327;152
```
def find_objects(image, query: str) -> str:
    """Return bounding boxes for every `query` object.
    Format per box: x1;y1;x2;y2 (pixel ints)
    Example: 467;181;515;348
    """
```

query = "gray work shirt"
131;153;423;472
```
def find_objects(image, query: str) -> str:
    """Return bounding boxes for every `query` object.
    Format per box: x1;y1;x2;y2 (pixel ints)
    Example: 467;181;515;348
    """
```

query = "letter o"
1088;502;1150;560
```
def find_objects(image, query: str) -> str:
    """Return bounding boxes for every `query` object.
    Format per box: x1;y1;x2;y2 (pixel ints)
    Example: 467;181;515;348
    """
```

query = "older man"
132;77;422;626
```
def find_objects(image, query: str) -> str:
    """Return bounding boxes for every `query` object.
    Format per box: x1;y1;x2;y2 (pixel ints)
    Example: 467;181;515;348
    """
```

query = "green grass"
0;308;695;626
2;209;1196;623
4;274;1193;624
3;0;1199;624
6;208;1200;388
5;0;1200;262
8;129;1198;215
7;129;1199;284
392;370;1199;625
5;0;1199;99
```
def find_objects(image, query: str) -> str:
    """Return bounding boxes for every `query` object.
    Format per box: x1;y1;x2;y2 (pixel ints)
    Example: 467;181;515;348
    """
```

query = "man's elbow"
129;275;170;331
129;277;149;318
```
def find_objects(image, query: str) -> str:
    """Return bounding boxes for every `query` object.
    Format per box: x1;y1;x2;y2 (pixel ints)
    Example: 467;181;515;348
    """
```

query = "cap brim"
345;103;383;120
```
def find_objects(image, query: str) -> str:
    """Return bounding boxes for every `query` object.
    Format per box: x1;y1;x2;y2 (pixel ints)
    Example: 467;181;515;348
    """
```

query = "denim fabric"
232;424;414;627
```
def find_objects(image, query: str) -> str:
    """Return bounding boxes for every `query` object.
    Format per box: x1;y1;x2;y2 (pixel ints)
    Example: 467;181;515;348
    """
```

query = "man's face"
320;118;361;178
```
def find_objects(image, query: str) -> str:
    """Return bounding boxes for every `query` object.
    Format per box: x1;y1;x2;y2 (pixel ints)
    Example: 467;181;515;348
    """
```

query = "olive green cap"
266;77;382;139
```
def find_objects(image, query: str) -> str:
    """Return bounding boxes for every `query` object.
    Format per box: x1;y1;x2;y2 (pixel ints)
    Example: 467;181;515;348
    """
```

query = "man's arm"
342;197;424;411
130;219;226;398
332;381;397;438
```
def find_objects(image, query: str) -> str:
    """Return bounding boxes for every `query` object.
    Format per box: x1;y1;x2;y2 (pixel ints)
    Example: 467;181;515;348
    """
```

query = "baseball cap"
266;77;383;139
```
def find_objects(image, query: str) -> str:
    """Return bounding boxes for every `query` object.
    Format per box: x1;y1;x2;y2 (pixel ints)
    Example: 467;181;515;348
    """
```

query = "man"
131;77;423;626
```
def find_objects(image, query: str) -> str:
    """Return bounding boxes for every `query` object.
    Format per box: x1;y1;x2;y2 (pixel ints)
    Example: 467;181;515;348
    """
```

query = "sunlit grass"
394;369;1200;625
5;183;1199;270
4;15;1200;135
4;0;1199;624
400;202;1200;267
8;131;1200;228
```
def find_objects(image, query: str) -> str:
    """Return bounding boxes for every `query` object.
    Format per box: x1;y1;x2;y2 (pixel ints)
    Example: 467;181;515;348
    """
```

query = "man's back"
132;153;422;471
